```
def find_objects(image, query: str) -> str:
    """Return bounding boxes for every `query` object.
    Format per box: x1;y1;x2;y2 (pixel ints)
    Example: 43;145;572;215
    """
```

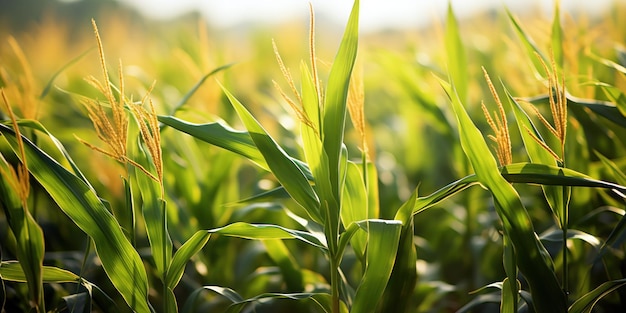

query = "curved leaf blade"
220;85;321;218
0;124;151;313
438;78;567;312
351;219;402;312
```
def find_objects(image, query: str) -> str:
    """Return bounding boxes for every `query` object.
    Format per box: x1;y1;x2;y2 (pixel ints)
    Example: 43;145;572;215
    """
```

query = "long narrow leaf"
322;0;359;202
438;78;567;312
506;8;548;79
0;153;45;311
397;161;626;220
209;222;326;249
166;230;211;289
0;261;78;283
568;278;626;313
351;219;402;312
170;63;234;115
221;84;321;220
445;3;468;102
526;92;626;128
158;115;267;169
504;84;568;227
159;115;314;179
551;1;563;69
262;239;304;291
0;124;151;313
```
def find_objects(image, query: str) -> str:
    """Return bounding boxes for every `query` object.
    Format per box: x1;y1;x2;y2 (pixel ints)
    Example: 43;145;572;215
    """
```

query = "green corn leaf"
504;85;568;228
129;126;172;279
378;213;417;313
158;115;267;169
365;161;380;220
501;237;518;313
322;0;359;204
40;47;94;99
0;261;77;283
506;8;548;79
166;230;211;289
234;186;291;204
159;115;313;181
351;219;402;313
588;50;626;75
597;212;626;262
169;63;234;115
595;151;626;187
221;84;321;220
336;222;362;265
402;161;626;219
525;93;626;129
540;228;602;249
500;278;519;313
341;161;368;260
121;177;135;245
15;119;92;185
128;114;175;311
595;82;626;118
438;78;567;312
208;222;326;249
1;260;120;312
262;239;304;291
551;1;563;69
568;278;626;313
0;153;45;311
0;124;151;313
191;287;334;313
445;3;468;102
300;62;337;228
500;163;626;194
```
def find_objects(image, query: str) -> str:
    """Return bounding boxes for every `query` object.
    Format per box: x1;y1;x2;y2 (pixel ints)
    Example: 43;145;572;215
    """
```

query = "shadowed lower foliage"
2;1;626;312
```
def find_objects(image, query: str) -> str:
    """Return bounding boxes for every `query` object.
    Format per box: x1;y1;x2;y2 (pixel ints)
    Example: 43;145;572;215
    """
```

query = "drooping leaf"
0;261;78;283
0;124;151;313
526;93;626;129
208;222;326;249
568;278;626;313
158;115;267;169
220;85;321;221
438;78;567;312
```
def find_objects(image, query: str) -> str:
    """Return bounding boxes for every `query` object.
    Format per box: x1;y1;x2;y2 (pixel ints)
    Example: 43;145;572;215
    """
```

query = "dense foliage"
1;1;626;312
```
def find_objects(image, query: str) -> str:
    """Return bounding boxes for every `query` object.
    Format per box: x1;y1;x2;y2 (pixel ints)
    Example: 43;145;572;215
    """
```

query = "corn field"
1;0;626;312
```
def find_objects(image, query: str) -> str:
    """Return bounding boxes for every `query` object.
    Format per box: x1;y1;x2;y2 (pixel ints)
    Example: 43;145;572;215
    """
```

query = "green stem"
560;157;569;299
330;256;341;313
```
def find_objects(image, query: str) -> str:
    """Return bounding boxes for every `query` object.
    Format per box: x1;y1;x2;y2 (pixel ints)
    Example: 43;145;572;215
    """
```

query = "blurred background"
2;0;625;312
0;0;616;32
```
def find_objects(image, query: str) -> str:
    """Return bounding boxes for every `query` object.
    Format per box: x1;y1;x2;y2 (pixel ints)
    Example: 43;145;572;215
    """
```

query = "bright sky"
122;0;615;31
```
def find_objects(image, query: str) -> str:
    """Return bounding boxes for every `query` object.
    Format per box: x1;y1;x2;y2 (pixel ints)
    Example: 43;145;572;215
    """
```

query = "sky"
120;0;616;32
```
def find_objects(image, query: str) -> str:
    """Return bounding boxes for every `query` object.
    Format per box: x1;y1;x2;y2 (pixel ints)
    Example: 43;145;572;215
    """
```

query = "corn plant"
2;0;626;312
